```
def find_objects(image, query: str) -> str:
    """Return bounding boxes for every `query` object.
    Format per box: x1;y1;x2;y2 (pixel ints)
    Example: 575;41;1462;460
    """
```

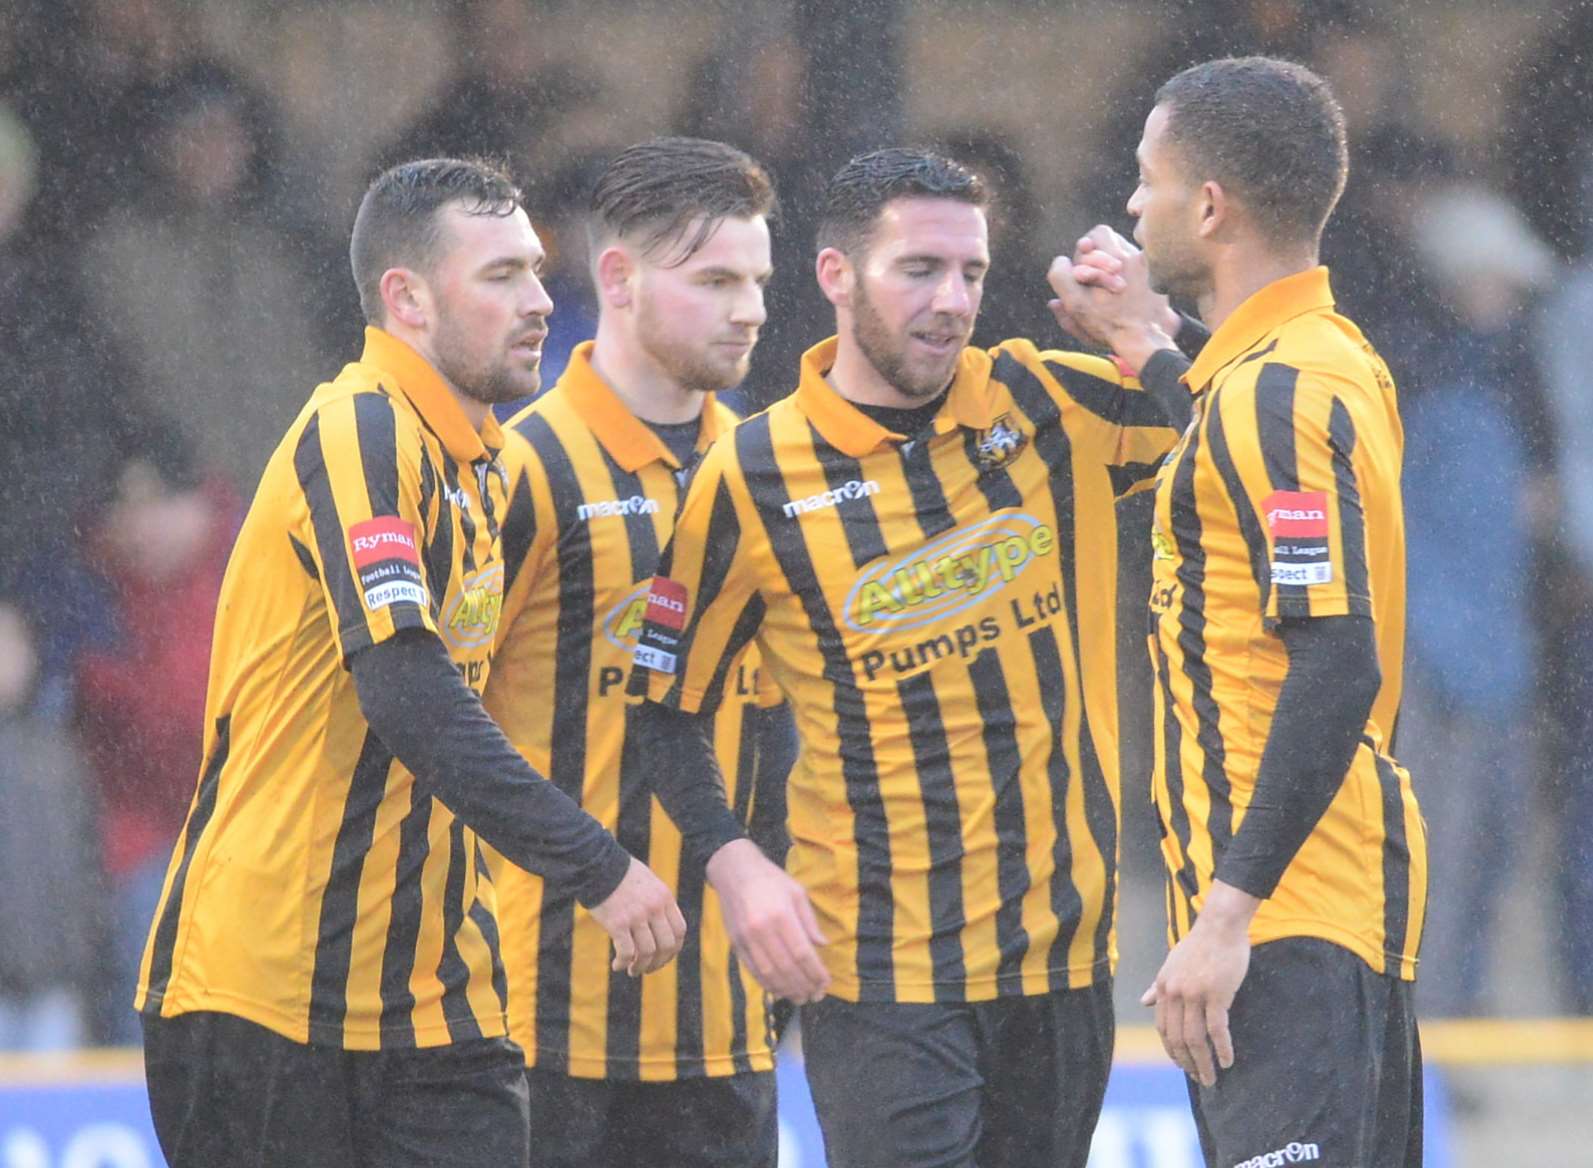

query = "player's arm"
747;701;796;866
296;393;682;975
627;452;829;1002
1143;370;1381;1083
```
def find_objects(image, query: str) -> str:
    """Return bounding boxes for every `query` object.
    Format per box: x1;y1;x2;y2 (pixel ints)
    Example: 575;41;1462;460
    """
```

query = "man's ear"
594;244;635;309
379;267;429;329
815;246;854;309
1196;180;1228;241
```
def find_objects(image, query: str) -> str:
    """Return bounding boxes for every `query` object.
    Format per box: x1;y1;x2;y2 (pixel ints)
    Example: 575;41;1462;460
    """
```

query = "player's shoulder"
988;336;1133;398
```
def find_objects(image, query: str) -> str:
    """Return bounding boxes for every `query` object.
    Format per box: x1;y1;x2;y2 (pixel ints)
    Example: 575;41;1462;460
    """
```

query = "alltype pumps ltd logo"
842;511;1056;633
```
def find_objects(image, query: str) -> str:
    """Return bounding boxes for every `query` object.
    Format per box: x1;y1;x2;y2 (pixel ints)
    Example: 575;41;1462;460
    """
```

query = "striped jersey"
632;336;1180;1003
483;342;777;1080
136;327;514;1049
1148;266;1427;978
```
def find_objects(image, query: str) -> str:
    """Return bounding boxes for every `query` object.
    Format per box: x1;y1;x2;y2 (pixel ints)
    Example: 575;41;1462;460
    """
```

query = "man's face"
425;202;553;404
634;214;772;394
1127;104;1208;302
848;197;988;399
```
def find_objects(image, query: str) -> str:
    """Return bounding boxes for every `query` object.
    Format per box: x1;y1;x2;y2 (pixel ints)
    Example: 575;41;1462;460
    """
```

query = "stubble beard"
636;296;749;395
432;316;540;405
851;278;963;401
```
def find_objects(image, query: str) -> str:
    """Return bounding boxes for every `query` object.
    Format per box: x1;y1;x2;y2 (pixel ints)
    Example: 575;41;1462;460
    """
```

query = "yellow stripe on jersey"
632;336;1179;1003
483;343;776;1080
1147;266;1427;978
136;327;513;1049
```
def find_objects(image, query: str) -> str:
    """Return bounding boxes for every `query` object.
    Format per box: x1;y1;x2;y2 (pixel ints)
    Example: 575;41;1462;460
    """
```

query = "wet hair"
1154;56;1348;245
349;157;522;325
588;137;776;265
816;147;987;256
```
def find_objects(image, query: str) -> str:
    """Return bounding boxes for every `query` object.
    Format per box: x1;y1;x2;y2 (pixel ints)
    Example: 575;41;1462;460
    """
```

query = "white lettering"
633;644;677;674
364;580;428;610
781;479;881;518
1271;561;1333;586
1266;508;1326;524
1233;1140;1320;1168
577;496;661;521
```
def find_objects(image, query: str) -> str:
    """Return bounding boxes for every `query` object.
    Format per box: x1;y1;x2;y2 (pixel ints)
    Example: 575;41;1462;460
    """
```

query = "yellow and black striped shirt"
136;327;514;1048
483;342;777;1080
1148;266;1427;979
633;336;1179;1003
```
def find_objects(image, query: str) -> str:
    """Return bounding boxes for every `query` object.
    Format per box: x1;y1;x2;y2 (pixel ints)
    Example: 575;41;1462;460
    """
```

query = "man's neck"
1197;241;1320;333
382;326;489;430
827;328;952;410
590;318;706;425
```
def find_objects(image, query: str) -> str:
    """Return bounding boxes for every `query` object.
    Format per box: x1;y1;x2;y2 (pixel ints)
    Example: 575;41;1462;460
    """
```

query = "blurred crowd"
1;0;1591;1049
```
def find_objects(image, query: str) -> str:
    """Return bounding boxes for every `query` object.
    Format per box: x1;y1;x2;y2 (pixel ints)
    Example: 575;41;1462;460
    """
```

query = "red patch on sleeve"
349;517;420;568
1263;491;1329;538
644;577;689;631
1110;354;1138;380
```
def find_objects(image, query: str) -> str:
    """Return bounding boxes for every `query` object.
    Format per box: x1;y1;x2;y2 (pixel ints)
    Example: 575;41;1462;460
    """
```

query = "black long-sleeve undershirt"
350;630;632;907
1213;614;1383;900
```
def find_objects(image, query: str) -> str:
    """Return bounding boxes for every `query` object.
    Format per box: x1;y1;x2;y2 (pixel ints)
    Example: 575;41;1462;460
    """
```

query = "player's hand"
1140;881;1258;1087
706;839;830;1004
1047;226;1180;372
588;857;688;977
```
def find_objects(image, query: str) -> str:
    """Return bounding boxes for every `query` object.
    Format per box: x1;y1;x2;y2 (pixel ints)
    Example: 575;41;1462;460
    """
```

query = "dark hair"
589;137;776;265
349;157;522;325
816;147;987;256
1155;56;1348;245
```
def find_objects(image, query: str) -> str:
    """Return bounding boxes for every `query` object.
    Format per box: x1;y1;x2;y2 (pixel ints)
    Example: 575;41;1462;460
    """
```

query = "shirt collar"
557;341;725;473
360;327;502;461
1182;266;1337;394
794;337;1001;458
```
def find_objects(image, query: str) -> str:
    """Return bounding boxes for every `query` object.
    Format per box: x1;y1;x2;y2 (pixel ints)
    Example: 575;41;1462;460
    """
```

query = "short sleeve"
1215;363;1374;625
993;340;1181;496
291;390;436;662
628;447;766;716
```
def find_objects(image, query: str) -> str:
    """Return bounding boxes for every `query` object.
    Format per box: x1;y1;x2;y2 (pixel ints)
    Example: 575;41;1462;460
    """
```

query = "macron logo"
782;479;880;518
1233;1142;1321;1168
578;496;660;521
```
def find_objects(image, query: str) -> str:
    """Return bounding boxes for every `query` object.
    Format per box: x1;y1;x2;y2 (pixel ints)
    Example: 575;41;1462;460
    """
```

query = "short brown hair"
588;137;776;265
1155;57;1348;245
349;156;522;325
816;147;987;256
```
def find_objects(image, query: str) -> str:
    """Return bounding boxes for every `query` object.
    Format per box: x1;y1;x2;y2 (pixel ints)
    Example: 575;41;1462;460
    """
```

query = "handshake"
1045;224;1183;376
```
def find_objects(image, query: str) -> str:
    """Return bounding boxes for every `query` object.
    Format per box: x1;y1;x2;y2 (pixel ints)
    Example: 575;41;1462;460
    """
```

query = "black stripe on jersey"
469;845;510;1018
289;534;320;581
813;429;890;568
294;413;369;645
1027;626;1083;991
1254;363;1310;618
1107;461;1165;499
441;454;479;575
899;439;956;539
1205;393;1269;607
1039;358;1168;429
961;429;1024;512
1168;422;1235;858
726;715;759;1076
968;649;1032;990
671;784;708;1073
1000;353;1117;974
378;783;433;1045
476;460;503;551
353;392;402;512
1369;741;1413;971
420;451;455;622
1153;640;1201;933
499;471;537;599
604;728;651;1072
308;730;396;1046
737;415;894;996
898;671;969;995
698;597;769;720
519;413;592;1072
438;818;483;1041
599;448;661;583
143;715;230;1003
1328;399;1372;612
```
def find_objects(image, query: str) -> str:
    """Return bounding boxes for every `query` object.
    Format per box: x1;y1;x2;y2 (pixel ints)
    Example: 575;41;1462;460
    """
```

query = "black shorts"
800;983;1114;1168
522;1066;776;1168
142;1011;530;1168
1188;937;1422;1168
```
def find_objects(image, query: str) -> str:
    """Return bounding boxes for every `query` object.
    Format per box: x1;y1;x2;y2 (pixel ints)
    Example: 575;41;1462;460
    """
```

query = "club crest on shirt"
974;415;1027;472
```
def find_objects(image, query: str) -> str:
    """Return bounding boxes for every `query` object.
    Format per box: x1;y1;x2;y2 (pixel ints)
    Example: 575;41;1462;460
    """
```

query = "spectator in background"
77;59;329;497
74;433;239;1046
0;599;97;1052
1399;185;1558;1018
937;129;1057;347
378;0;601;168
